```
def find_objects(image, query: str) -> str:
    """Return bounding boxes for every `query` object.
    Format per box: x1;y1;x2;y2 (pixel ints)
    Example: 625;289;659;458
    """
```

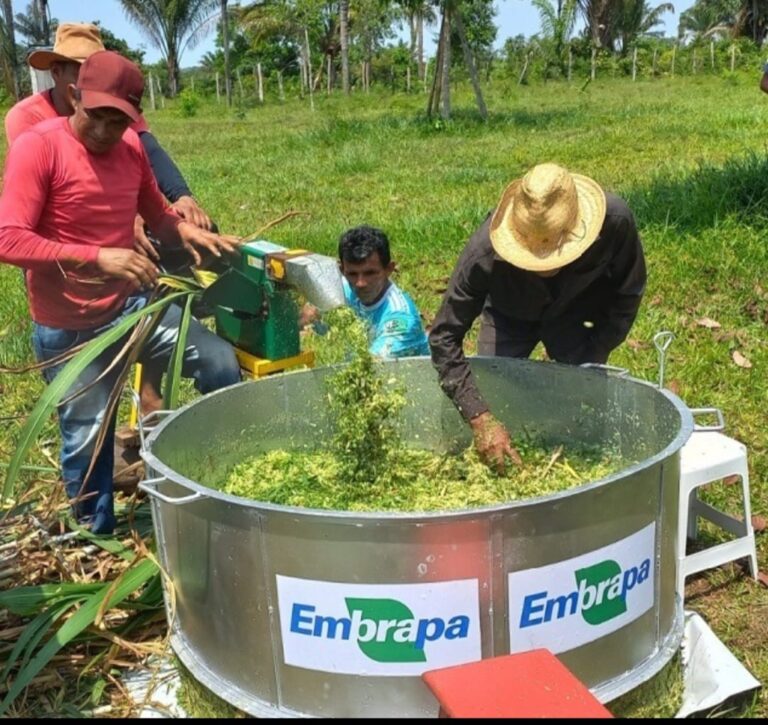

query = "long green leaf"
163;294;194;410
0;557;159;716
1;292;189;504
158;274;203;292
0;583;102;616
0;599;81;683
65;521;137;562
16;599;83;678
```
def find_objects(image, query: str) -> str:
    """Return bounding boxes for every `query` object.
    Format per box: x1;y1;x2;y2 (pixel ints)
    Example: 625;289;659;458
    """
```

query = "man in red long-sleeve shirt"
0;50;242;535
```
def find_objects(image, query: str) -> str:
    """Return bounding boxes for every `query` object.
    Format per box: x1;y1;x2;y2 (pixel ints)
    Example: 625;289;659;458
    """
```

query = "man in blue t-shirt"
337;225;430;359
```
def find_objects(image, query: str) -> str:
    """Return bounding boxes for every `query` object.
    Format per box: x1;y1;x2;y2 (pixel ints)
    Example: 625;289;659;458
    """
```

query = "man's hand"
171;195;212;230
95;248;159;289
469;411;522;474
177;221;240;266
133;214;160;261
299;303;320;328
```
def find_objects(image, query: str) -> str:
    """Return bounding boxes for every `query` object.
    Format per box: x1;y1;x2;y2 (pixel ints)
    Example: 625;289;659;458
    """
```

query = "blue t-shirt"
343;278;430;359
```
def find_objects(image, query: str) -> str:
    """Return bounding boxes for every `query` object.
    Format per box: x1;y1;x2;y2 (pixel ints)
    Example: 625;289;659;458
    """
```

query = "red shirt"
0;116;177;329
5;89;149;145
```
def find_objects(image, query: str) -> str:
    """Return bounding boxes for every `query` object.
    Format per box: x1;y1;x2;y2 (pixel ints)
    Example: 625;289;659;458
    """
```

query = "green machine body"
202;240;346;361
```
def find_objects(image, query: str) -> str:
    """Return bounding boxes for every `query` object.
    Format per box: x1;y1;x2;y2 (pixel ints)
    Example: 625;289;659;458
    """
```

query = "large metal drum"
140;357;693;718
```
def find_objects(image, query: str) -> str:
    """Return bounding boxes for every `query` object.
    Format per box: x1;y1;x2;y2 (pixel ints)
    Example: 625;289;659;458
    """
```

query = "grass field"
1;70;767;715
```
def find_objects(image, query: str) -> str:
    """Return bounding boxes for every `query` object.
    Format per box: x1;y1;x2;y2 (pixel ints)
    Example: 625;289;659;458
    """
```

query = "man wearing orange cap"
0;51;242;535
429;163;646;472
5;22;212;241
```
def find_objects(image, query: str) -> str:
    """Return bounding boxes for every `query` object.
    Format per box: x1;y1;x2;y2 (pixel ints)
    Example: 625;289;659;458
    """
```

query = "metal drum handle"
579;362;629;377
139;476;206;506
689;407;725;432
132;388;175;452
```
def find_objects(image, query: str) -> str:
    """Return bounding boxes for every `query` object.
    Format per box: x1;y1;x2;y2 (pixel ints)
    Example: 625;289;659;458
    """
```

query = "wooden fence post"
236;67;244;101
730;45;736;72
215;72;221;103
155;76;165;108
567;46;572;82
671;44;676;77
590;46;596;81
277;69;285;101
710;39;715;70
257;63;264;102
304;26;315;112
148;72;156;110
652;48;657;77
632;46;637;81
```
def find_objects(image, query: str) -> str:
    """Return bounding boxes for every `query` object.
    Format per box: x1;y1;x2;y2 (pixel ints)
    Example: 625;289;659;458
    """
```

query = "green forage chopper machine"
124;239;345;447
200;239;346;377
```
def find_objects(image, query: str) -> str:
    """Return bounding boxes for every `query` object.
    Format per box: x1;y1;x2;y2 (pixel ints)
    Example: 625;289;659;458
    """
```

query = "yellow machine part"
127;348;315;429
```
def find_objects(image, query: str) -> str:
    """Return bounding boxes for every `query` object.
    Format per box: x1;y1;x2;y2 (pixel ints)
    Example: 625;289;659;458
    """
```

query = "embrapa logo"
290;597;470;662
277;576;481;676
508;523;656;654
519;557;651;628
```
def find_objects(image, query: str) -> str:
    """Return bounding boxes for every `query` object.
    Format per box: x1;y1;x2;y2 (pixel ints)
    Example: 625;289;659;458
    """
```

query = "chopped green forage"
226;307;627;511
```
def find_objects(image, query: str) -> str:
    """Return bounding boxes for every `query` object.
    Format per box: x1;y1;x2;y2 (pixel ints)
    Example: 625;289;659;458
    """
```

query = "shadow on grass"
624;150;768;233
304;106;582;144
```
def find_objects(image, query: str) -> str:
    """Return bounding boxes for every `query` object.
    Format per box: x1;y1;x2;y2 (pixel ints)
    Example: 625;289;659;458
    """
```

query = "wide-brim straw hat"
28;23;104;70
489;163;606;272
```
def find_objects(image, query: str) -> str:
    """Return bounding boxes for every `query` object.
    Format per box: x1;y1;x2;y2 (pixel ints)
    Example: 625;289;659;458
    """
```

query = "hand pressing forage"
469;412;522;474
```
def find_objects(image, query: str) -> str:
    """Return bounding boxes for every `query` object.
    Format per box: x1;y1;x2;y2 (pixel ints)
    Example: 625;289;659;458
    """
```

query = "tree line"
0;0;766;119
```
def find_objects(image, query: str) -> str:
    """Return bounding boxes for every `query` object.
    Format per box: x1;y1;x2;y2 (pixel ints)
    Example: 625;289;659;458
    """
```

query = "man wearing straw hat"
5;22;212;240
429;163;646;472
0;51;242;535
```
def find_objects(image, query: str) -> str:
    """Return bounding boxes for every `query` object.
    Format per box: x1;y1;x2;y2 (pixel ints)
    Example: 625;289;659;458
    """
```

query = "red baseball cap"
77;50;144;122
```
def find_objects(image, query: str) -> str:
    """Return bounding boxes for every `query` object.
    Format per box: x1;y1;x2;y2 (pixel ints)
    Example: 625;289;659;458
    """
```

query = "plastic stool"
677;431;758;596
421;650;613;719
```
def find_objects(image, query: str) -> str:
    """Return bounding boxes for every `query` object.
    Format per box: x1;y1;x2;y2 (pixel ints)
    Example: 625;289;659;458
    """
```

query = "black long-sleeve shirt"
428;192;647;421
138;131;192;203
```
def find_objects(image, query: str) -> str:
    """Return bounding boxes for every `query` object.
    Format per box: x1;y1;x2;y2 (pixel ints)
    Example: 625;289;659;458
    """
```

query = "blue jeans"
32;294;241;535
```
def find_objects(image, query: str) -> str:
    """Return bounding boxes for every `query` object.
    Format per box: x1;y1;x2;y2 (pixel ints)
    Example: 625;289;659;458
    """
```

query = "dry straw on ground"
0;479;170;717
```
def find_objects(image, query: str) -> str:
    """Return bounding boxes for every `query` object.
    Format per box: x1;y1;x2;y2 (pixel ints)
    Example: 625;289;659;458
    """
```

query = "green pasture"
1;70;767;715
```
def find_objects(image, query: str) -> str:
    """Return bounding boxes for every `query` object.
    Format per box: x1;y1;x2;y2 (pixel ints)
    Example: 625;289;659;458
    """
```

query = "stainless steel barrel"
140;357;693;718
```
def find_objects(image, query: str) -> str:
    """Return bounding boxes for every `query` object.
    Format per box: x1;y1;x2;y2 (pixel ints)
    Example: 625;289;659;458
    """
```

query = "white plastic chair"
677;414;758;597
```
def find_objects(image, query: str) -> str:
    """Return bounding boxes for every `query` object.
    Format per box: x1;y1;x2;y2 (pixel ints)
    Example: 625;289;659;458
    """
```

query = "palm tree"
396;0;437;84
577;0;618;50
616;1;675;55
14;0;51;48
339;0;349;93
531;0;578;77
0;0;20;100
678;0;735;41
119;0;219;97
733;0;768;45
579;0;675;52
427;0;488;121
220;0;232;105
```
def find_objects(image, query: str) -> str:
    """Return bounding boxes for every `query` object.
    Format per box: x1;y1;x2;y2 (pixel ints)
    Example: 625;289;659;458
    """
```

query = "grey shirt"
428;192;647;421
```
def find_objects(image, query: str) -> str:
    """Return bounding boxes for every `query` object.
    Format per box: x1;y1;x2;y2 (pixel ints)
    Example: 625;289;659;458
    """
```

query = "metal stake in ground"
654;330;675;389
